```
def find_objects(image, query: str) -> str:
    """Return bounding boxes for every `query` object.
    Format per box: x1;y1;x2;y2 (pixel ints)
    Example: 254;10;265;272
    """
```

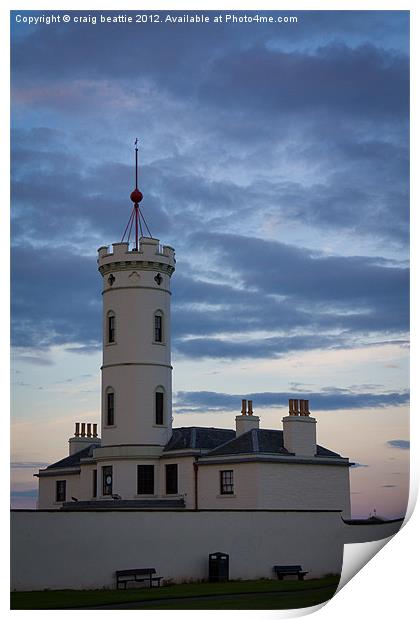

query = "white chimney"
68;422;101;455
282;399;317;457
235;399;260;436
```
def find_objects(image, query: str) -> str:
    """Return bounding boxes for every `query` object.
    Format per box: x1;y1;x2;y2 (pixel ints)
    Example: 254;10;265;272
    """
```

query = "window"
165;464;178;495
108;314;115;343
220;470;234;495
106;390;115;426
102;466;113;496
137;465;154;495
93;470;97;498
154;313;163;342
56;480;66;502
155;390;164;425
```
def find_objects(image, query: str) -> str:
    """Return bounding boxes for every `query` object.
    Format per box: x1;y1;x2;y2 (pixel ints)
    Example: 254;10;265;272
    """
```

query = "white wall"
342;519;403;543
197;461;351;516
99;238;175;448
256;462;351;517
37;474;81;510
11;510;345;591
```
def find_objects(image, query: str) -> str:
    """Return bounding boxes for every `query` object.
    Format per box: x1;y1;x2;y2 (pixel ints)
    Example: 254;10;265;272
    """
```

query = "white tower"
97;144;176;449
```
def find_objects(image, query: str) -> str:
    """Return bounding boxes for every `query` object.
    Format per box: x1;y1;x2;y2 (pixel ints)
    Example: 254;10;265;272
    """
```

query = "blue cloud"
11;489;38;498
386;439;410;450
10;10;409;365
173;389;409;413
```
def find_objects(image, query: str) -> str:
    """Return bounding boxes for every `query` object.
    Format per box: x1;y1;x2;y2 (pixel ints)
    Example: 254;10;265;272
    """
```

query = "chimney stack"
68;422;101;455
282;399;316;457
235;399;260;436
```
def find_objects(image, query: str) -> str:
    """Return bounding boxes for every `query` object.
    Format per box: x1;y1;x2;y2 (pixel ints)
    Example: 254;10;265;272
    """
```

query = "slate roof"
163;427;235;452
204;428;342;458
45;443;100;470
42;426;342;471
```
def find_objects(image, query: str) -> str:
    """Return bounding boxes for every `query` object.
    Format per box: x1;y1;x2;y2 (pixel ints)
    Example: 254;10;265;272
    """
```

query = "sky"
10;8;409;518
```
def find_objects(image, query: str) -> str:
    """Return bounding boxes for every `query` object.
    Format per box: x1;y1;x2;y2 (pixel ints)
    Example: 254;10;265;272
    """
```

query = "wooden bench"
273;565;308;581
116;568;162;590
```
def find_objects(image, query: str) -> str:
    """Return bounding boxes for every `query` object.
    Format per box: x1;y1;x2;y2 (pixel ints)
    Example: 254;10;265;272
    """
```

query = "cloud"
173;389;409;413
11;462;49;469
11;230;408;360
386;439;410;450
10;489;38;497
11;245;101;349
199;43;409;121
10;11;409;366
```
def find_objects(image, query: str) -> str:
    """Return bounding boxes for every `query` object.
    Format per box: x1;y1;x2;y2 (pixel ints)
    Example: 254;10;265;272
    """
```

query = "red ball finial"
130;188;143;203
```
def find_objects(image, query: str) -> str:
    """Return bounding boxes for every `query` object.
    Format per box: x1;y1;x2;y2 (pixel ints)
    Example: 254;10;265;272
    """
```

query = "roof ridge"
173;426;235;432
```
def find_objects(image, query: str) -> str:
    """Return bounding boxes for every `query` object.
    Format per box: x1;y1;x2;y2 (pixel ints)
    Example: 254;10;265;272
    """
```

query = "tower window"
102;466;113;496
108;314;116;343
137;465;154;495
165;464;178;495
106;390;115;426
154;313;163;342
155;390;164;425
220;470;234;495
56;480;66;502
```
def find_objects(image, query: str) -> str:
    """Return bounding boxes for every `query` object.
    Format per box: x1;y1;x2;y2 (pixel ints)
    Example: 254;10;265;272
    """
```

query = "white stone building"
36;177;352;516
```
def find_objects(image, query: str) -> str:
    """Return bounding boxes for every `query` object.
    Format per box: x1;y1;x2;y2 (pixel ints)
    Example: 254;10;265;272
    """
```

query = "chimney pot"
75;422;80;437
241;399;247;415
247;400;253;415
299;399;306;416
87;423;92;437
81;422;86;437
93;423;98;437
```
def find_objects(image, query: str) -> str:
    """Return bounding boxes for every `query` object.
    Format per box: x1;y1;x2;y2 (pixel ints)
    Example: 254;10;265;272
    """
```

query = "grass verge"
11;576;340;610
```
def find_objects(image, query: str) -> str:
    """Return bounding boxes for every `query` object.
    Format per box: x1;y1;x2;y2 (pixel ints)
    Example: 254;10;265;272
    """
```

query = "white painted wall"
11;510;345;591
37;474;81;510
198;463;259;509
196;461;351;516
256;462;351;517
37;455;351;514
342;519;402;543
98;238;175;447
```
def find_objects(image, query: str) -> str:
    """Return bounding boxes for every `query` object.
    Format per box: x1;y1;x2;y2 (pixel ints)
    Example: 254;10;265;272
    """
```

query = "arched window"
105;387;115;426
154;310;163;343
155;386;165;425
107;311;116;344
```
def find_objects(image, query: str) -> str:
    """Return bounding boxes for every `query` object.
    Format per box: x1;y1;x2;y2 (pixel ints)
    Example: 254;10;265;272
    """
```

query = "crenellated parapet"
97;237;176;279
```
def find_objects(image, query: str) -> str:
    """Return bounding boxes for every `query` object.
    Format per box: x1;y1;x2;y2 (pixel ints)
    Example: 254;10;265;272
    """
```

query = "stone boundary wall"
10;510;404;591
342;518;403;544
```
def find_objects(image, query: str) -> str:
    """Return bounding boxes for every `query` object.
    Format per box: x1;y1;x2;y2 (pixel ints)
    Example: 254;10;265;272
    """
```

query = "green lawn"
11;576;340;610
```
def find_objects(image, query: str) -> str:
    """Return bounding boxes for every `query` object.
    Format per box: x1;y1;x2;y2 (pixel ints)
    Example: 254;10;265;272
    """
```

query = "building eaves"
35;466;81;478
197;454;351;467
